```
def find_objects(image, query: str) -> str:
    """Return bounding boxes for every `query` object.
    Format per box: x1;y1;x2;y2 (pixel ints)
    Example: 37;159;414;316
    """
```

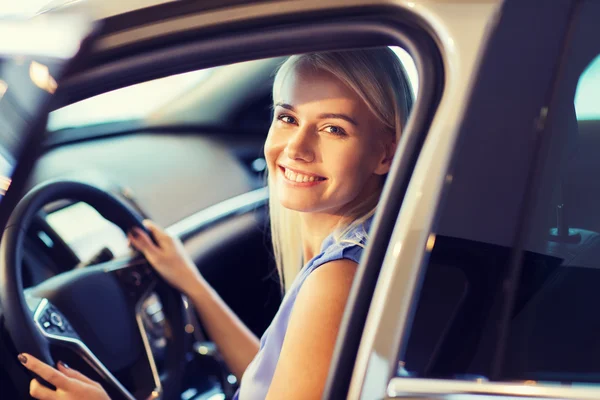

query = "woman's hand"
19;353;110;400
128;220;203;296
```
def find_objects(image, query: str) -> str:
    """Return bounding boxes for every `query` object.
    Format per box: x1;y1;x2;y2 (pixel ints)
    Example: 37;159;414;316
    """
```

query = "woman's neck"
298;178;384;263
299;212;343;263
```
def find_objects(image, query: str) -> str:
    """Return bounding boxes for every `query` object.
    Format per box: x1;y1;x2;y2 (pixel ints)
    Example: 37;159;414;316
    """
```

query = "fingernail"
18;354;27;364
58;361;69;369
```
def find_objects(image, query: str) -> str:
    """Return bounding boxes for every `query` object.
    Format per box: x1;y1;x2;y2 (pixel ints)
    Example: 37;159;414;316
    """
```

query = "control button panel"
37;304;78;339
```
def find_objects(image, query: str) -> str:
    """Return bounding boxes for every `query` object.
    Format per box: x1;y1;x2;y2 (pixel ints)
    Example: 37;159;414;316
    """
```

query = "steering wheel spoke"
30;297;136;400
34;298;79;340
103;257;164;397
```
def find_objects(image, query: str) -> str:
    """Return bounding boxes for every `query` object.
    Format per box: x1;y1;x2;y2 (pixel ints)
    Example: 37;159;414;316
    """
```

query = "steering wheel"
0;180;186;400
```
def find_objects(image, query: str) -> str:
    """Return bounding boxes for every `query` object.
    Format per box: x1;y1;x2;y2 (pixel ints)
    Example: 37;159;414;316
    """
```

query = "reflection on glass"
29;61;57;94
0;176;11;195
0;80;7;99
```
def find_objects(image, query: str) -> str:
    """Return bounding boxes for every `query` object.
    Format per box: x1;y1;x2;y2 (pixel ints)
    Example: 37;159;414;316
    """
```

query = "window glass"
397;1;600;389
47;68;214;131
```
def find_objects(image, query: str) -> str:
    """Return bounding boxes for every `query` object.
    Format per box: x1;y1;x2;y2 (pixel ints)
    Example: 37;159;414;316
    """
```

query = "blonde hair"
268;48;414;291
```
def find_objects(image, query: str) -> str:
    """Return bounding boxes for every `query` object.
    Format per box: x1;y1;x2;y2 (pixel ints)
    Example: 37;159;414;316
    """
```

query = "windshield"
48;68;213;131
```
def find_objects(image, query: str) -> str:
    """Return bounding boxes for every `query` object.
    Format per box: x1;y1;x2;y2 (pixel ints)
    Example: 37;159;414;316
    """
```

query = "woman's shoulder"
313;216;374;268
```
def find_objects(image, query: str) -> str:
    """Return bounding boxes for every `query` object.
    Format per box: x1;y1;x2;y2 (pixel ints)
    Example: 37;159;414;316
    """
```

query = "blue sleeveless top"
234;218;372;400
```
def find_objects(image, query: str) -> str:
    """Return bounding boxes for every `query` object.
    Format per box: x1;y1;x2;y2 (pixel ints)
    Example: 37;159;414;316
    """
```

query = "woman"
20;47;413;400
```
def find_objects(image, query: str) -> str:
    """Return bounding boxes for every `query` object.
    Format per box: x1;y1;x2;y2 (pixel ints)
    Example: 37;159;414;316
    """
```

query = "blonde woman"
21;48;413;400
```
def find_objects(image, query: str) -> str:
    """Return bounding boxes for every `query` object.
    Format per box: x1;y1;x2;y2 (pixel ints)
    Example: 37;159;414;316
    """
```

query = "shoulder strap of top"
307;218;372;273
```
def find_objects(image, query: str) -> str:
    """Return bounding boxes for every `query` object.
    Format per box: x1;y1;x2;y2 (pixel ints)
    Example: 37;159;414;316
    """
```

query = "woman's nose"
285;127;315;162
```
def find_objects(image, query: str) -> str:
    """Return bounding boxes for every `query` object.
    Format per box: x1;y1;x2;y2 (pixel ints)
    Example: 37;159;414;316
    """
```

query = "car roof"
36;0;502;21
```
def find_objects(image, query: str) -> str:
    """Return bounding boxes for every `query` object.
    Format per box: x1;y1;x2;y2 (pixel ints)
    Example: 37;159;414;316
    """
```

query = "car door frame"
349;0;600;399
2;1;448;399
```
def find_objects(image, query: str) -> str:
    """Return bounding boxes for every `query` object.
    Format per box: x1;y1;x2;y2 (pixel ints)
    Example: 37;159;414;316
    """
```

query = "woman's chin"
279;201;312;212
278;196;320;213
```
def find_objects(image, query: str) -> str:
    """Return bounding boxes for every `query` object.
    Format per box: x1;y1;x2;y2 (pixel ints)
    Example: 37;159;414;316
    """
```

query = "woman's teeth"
284;168;323;183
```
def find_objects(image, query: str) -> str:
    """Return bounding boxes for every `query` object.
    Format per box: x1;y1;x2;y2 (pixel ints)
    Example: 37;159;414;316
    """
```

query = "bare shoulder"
300;258;359;300
265;258;359;400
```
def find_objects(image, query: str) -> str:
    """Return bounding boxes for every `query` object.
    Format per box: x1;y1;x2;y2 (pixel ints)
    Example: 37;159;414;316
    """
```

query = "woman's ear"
374;139;397;175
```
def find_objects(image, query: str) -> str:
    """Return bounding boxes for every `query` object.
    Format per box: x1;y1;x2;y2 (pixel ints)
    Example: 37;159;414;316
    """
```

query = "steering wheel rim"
0;179;186;400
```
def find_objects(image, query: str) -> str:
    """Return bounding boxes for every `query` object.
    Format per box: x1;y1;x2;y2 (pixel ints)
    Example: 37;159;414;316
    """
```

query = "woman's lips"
279;166;326;186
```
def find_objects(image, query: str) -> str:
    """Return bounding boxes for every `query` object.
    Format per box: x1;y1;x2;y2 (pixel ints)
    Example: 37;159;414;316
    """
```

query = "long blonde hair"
268;48;413;291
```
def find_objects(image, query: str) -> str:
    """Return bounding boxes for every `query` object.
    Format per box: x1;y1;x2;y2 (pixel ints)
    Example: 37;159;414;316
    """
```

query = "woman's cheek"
332;149;373;185
264;131;283;173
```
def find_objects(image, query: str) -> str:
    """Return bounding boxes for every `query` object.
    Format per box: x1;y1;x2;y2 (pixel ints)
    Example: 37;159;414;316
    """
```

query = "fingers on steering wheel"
129;227;158;254
20;353;68;388
58;361;97;386
30;377;56;400
142;220;171;245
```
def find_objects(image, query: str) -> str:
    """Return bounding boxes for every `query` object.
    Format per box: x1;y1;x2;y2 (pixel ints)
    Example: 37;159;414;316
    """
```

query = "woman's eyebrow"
318;113;359;127
275;102;295;111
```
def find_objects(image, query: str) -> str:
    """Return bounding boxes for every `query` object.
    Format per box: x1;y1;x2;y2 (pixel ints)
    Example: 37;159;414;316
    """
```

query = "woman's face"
264;64;395;215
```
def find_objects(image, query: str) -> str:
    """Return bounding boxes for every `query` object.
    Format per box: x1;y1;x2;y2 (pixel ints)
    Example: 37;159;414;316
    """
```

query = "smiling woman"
239;48;413;400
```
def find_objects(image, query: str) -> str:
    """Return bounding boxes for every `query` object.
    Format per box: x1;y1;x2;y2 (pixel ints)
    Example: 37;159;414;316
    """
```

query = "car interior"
0;43;420;399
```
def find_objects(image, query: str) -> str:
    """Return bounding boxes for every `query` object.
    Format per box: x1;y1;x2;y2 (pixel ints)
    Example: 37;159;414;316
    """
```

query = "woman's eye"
324;125;347;136
277;115;296;124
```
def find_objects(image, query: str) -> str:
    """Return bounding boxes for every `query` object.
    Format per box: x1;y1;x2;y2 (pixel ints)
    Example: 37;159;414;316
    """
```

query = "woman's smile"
278;165;327;187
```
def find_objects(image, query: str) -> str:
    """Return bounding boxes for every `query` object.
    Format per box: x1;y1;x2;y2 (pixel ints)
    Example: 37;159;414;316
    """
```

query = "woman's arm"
129;221;259;380
186;275;260;379
265;259;358;400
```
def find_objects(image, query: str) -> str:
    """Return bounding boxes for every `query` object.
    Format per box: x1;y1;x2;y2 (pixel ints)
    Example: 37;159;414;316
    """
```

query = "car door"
336;0;600;399
5;1;575;400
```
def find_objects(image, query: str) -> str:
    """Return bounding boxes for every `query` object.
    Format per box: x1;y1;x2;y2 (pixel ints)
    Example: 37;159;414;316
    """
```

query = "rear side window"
396;0;600;390
493;49;600;385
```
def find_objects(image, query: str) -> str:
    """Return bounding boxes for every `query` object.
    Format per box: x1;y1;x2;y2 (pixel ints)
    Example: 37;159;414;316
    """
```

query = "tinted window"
397;0;600;388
